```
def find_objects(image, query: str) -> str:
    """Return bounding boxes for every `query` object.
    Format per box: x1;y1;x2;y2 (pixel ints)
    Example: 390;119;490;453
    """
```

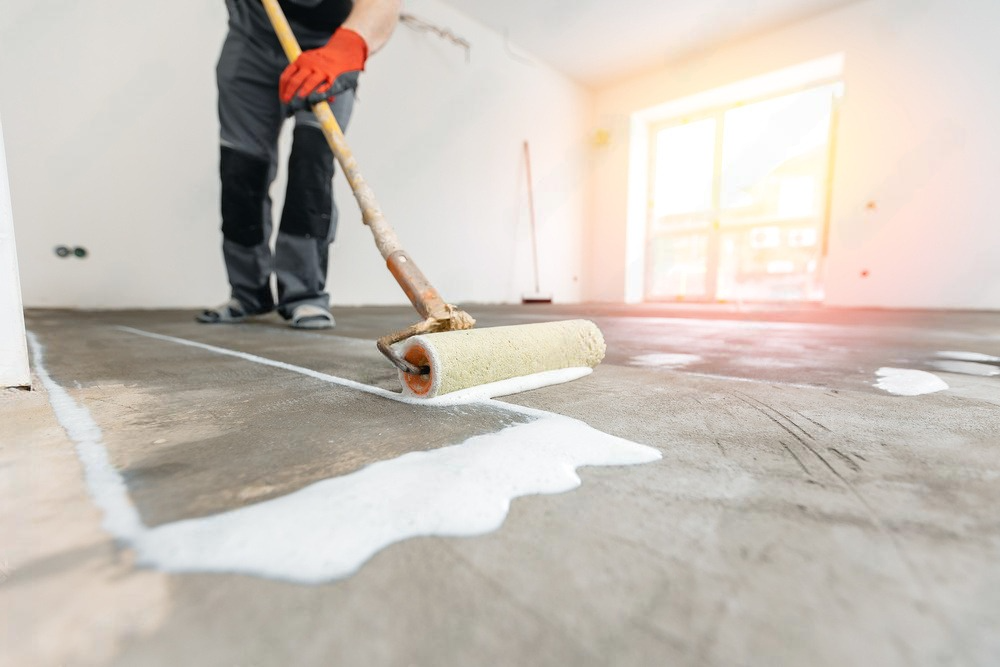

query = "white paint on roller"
936;351;1000;363
874;367;949;396
628;353;701;369
929;360;1000;377
30;329;661;584
412;367;594;405
135;416;659;583
398;320;606;399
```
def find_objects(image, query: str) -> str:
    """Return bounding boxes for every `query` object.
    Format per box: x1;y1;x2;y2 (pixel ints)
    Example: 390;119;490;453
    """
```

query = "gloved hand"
279;27;368;110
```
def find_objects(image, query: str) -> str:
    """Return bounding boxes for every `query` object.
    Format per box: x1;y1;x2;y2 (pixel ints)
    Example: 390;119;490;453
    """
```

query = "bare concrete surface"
3;304;999;666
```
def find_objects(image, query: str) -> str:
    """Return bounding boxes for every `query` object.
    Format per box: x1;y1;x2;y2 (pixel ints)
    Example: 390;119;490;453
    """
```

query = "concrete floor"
3;304;999;666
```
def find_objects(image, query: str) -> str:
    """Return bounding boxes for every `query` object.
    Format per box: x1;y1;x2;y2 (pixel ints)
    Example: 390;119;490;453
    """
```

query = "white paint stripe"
116;326;404;400
936;350;1000;363
26;332;145;541
115;326;592;408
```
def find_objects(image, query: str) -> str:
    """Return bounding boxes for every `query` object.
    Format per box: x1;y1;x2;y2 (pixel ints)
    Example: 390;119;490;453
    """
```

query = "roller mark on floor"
627;353;702;369
27;328;660;585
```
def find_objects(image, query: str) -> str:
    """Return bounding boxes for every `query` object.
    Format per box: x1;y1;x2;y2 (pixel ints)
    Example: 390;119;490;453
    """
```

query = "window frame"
644;78;843;303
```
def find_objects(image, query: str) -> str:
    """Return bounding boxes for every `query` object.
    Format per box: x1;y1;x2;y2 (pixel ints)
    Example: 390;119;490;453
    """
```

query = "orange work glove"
279;27;368;108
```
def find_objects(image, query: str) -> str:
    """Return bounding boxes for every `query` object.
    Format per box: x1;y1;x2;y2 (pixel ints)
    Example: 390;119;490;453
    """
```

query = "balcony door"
646;83;841;303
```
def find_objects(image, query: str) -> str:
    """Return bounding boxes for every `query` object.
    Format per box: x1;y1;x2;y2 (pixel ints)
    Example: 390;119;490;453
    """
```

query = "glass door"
645;116;719;301
646;83;840;303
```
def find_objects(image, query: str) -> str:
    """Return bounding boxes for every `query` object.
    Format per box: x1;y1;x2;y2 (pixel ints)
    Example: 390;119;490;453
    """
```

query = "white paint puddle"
874;367;949;396
136;416;657;583
28;330;661;585
628;353;701;369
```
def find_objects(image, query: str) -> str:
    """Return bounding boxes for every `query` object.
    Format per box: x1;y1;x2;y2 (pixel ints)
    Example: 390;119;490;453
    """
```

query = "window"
645;82;841;302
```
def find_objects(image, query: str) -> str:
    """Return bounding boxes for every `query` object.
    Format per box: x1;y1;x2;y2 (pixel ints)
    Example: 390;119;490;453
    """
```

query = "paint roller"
397;320;605;399
261;1;606;398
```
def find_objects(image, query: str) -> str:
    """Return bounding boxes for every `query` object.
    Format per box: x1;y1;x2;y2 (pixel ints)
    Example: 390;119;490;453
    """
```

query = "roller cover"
397;320;606;398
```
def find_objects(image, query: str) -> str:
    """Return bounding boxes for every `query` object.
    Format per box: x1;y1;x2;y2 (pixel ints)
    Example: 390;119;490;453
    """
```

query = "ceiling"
440;0;861;88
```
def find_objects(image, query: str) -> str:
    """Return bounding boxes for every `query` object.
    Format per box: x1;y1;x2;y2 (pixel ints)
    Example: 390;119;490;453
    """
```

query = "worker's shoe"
289;304;335;330
196;299;255;324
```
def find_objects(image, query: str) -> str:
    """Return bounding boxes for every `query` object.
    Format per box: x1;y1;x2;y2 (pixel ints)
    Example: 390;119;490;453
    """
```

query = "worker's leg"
274;89;355;319
214;23;287;315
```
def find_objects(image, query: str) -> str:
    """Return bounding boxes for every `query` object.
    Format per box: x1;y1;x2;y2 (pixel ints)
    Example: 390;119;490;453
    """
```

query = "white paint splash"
136;417;657;583
28;329;661;584
628;353;701;369
874;367;949;396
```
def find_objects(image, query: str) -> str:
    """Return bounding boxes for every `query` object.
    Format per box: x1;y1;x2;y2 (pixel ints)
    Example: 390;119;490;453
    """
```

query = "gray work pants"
217;0;355;316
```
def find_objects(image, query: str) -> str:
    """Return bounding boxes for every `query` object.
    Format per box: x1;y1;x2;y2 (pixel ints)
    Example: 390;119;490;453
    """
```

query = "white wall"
0;115;30;387
590;0;1000;310
0;0;591;309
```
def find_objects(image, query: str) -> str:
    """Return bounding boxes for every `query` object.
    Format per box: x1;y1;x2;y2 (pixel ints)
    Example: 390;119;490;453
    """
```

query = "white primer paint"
874;368;949;397
936;351;1000;363
29;329;661;584
136;417;657;583
115;327;591;407
628;353;701;369
929;360;1000;378
26;332;145;540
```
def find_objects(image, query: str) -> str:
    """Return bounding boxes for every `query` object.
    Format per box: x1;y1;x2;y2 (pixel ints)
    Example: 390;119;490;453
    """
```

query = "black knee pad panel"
280;126;335;240
220;147;271;247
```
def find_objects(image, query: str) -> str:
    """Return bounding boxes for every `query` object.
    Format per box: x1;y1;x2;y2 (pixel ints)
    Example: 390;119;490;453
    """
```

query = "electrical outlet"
54;245;88;258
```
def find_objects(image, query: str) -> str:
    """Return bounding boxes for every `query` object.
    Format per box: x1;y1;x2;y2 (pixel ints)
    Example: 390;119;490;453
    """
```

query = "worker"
198;0;401;329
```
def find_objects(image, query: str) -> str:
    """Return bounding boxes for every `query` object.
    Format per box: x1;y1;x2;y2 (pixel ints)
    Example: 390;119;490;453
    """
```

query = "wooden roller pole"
259;0;471;330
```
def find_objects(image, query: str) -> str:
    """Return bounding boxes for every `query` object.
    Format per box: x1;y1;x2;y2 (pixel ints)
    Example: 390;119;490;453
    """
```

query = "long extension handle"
259;0;474;371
